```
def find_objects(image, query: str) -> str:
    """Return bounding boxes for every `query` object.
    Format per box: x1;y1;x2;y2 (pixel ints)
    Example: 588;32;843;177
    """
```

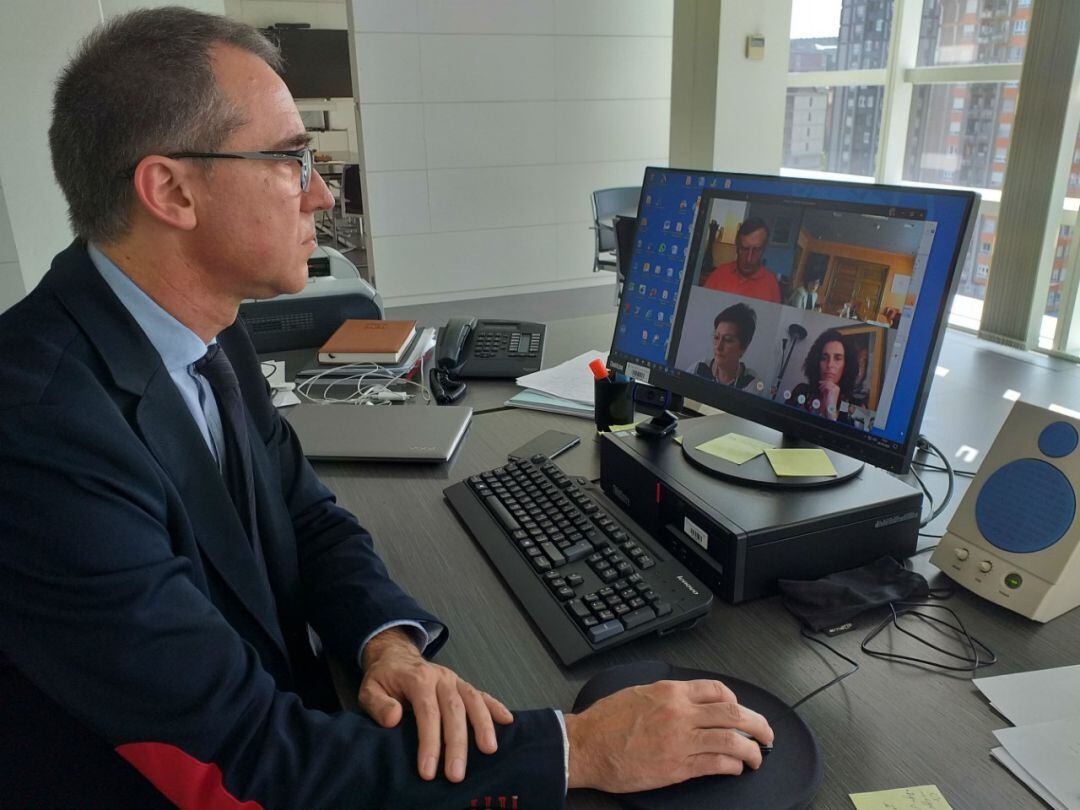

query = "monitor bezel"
606;168;979;475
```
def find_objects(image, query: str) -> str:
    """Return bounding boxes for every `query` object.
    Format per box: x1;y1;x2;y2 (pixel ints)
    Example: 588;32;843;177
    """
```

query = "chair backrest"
592;186;641;220
342;165;363;213
613;215;638;283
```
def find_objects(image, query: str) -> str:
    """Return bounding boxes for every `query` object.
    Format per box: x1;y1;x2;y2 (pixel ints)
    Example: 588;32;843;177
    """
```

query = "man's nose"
304;170;336;213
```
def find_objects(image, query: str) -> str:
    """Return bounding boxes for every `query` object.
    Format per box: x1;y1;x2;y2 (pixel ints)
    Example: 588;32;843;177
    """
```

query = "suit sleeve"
0;402;566;809
267;406;449;664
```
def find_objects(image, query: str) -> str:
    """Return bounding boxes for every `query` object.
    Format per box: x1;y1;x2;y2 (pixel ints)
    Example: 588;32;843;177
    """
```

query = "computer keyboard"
444;455;713;665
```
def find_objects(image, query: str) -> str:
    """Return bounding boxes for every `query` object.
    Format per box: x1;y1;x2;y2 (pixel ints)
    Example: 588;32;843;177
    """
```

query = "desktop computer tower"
600;430;922;603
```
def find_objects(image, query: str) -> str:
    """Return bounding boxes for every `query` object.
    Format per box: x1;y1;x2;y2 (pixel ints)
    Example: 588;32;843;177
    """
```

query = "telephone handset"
434;318;546;379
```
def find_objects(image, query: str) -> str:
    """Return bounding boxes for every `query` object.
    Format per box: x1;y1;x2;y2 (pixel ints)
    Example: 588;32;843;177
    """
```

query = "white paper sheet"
990;747;1067;810
974;665;1080;726
993;717;1080;810
516;350;607;405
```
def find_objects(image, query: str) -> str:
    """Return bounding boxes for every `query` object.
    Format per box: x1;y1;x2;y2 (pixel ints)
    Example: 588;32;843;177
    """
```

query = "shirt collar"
87;242;210;372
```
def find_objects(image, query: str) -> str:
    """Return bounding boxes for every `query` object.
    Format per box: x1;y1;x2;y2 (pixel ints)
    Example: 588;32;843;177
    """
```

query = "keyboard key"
562;540;593;562
568;600;591;620
588;620;624;644
637;556;655;569
484;496;520;532
540;542;566;567
621;606;656;630
600;569;618;583
556;587;575;601
566;573;584;587
532;557;552;571
628;597;646;610
597;609;615;622
654;602;672;617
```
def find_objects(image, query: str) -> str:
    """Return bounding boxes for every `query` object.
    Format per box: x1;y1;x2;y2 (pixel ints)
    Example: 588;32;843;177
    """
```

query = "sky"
789;0;843;40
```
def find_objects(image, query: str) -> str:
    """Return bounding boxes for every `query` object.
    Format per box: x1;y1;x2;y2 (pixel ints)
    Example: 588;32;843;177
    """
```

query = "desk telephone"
434;317;546;379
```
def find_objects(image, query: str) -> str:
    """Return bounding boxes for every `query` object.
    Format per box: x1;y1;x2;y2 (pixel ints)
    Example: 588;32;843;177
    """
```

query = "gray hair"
49;6;282;243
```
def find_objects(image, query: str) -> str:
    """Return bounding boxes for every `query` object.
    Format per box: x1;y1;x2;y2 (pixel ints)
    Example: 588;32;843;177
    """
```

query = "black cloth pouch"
778;556;930;634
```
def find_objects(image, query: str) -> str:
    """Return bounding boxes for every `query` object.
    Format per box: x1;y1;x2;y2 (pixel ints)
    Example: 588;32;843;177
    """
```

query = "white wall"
0;0;224;313
349;0;674;304
224;0;359;155
711;0;792;173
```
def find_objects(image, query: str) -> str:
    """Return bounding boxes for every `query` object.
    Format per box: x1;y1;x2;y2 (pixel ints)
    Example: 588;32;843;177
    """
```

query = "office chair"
339;165;364;247
591;186;641;273
612;214;638;304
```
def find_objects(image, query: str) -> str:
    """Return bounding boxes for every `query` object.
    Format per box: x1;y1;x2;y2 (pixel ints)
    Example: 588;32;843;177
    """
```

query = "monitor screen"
265;28;353;99
607;169;977;474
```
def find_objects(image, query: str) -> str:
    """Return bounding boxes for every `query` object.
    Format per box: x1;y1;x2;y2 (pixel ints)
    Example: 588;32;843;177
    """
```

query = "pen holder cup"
594;377;635;432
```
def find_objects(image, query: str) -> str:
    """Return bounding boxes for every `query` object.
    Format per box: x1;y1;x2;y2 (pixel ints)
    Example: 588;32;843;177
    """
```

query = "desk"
307;317;1078;808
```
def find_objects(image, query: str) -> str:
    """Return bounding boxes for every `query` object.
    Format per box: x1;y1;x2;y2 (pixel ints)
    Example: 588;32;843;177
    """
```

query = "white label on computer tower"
684;517;708;550
625;363;651;383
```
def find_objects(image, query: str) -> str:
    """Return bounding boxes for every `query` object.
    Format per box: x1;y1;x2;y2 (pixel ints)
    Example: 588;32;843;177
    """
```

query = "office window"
918;1;1027;66
788;0;894;72
949;213;998;331
1014;19;1028;35
782;86;884;176
1042;223;1077;350
906;83;1019;191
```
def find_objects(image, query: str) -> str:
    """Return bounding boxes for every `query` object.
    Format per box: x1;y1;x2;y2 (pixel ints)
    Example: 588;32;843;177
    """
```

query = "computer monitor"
606;168;978;478
264;28;353;99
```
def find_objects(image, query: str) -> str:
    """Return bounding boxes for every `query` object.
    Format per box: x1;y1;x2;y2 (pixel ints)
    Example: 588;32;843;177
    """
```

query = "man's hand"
358;628;513;783
564;679;774;793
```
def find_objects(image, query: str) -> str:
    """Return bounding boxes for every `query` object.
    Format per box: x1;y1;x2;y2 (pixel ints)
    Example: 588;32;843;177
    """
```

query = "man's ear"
131;156;198;231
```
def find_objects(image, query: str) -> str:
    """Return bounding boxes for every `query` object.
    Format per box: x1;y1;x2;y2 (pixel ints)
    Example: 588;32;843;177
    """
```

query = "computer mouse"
571;661;822;810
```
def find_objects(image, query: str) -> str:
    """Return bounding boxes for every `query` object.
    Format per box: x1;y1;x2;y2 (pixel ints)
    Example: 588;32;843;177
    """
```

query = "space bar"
483;495;520;532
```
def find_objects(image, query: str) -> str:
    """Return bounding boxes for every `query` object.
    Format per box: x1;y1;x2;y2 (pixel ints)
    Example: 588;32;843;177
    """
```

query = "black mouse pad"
572;661;822;810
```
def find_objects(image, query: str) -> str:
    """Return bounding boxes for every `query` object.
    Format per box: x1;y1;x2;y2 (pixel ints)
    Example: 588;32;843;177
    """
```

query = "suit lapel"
135;373;289;661
46;242;289;663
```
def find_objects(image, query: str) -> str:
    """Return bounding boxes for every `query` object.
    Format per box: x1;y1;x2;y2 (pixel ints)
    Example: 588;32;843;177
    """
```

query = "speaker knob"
955;548;969;561
978;560;993;573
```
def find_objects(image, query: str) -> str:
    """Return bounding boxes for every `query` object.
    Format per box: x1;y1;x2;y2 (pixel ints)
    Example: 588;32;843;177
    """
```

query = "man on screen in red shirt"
702;217;781;303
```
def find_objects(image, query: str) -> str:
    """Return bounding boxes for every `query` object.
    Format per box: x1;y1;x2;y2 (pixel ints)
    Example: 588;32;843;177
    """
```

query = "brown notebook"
318;319;418;364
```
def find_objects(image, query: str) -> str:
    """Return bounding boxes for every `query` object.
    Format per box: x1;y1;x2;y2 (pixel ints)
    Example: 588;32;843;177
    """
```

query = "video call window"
670;190;937;436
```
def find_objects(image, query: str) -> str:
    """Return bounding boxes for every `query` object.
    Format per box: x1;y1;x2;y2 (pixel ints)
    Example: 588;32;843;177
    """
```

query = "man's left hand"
358;627;514;783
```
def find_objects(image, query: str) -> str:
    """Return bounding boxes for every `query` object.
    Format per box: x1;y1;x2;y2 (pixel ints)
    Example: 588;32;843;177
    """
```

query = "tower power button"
1004;573;1022;590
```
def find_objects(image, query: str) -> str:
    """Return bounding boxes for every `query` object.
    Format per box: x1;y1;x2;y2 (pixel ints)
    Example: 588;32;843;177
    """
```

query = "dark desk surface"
302;316;1080;809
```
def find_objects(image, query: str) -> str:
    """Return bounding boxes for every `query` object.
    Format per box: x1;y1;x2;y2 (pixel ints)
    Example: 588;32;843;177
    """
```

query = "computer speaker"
931;400;1080;622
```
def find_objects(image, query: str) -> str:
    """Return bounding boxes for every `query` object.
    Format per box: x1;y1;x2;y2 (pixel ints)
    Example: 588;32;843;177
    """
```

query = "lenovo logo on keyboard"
676;575;700;596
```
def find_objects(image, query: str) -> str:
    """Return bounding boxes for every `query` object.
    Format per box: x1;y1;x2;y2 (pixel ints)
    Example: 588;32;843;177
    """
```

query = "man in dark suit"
0;9;772;808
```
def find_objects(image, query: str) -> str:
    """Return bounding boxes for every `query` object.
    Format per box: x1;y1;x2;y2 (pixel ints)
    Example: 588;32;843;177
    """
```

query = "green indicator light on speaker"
1004;573;1022;590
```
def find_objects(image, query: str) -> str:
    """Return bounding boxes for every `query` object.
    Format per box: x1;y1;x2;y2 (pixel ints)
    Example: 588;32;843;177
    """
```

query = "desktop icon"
671;245;679;256
641;217;648;227
645;195;652;204
661;290;669;300
657;312;665;323
649;288;657;297
684;176;692;186
652;334;661;345
675;222;683;233
659;244;666;253
666;267;674;277
663;220;671;230
645;309;653;319
679;200;687;210
697;177;705;187
643;262;651;272
638;283;646;294
641;329;649;340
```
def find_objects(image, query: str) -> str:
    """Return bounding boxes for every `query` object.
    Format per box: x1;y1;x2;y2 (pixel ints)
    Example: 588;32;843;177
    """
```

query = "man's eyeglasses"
165;148;314;192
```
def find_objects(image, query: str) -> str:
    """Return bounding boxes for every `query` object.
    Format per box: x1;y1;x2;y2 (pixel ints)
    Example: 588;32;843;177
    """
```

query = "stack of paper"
505;350;607;420
973;664;1080;809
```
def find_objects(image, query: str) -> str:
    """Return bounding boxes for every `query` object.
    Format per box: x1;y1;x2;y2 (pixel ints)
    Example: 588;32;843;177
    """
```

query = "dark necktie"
194;344;259;546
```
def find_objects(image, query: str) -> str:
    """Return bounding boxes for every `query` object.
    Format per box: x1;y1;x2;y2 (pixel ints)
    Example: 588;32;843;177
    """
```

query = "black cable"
860;602;995;673
910;465;936;527
913;460;976;478
921;438;955;524
785;626;861;713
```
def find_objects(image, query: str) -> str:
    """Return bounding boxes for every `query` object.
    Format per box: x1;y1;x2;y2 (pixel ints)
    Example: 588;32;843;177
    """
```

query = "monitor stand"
680;413;863;490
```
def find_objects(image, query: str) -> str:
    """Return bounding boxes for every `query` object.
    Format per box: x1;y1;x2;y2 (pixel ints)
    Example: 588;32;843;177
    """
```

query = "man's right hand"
564;679;774;793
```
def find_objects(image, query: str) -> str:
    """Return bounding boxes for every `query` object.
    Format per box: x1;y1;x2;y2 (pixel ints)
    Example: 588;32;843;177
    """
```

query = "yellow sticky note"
607;421;643;433
765;448;838;477
850;785;952;810
673;435;684;445
696;432;773;465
